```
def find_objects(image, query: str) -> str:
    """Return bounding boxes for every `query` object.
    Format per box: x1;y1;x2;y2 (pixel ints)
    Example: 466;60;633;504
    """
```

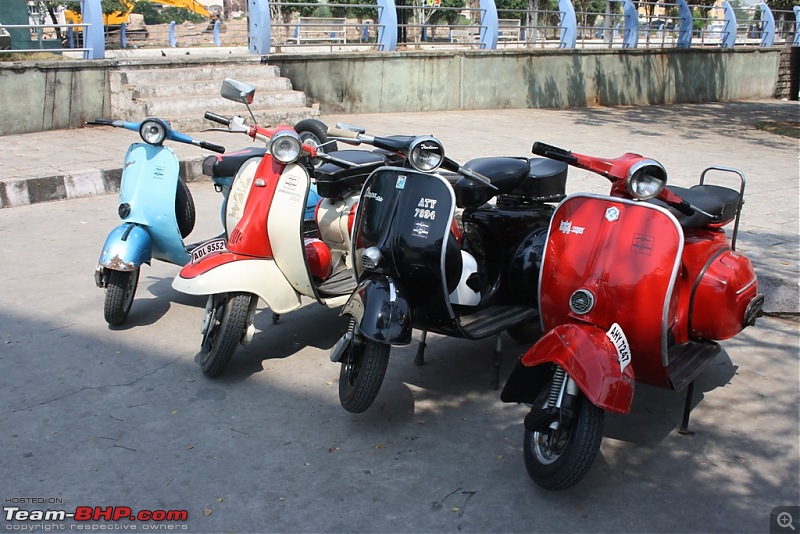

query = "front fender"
340;276;412;345
173;256;302;315
98;223;152;271
500;323;635;415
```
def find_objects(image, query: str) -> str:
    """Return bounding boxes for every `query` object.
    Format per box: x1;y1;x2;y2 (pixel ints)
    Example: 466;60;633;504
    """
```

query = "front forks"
523;365;579;433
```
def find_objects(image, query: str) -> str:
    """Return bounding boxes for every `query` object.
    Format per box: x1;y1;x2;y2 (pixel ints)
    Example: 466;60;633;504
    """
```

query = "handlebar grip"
204;111;232;126
674;199;695;216
199;140;225;154
532;142;578;164
87;118;115;126
328;127;360;140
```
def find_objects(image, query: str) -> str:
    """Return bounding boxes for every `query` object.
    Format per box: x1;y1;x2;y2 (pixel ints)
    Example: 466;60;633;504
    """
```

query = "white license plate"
191;238;228;264
605;322;632;372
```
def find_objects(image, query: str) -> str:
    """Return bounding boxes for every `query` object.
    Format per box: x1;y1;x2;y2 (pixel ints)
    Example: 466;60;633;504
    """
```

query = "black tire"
523;381;605;490
104;268;140;326
198;293;251;377
295;118;338;154
175;178;196;239
507;312;543;344
338;339;390;413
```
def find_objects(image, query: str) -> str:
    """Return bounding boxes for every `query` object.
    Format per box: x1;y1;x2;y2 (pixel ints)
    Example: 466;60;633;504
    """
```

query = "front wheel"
338;338;390;413
523;382;605;490
295;118;338;154
197;293;251;377
104;268;140;326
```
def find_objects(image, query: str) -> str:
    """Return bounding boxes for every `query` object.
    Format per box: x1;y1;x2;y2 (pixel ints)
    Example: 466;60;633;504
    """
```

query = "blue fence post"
121;22;127;48
213;20;221;46
67;26;75;48
676;0;692;48
794;6;800;47
169;21;177;47
478;0;498;49
248;0;271;54
376;0;397;51
81;0;105;59
758;4;774;47
622;0;639;48
720;1;736;48
557;0;576;49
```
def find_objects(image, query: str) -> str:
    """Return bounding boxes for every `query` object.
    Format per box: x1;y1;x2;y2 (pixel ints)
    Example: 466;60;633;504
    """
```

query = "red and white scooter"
172;79;398;377
501;142;764;490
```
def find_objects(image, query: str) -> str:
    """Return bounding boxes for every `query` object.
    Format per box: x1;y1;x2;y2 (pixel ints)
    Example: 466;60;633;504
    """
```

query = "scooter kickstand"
414;330;428;367
678;381;696;435
488;334;502;390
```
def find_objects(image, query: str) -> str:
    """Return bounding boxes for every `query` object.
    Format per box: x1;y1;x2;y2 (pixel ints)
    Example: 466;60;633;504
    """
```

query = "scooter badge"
605;206;620;221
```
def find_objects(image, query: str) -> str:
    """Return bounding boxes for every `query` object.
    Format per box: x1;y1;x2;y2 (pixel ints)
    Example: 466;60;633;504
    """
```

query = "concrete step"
108;59;318;135
113;63;281;85
138;91;309;118
129;77;294;99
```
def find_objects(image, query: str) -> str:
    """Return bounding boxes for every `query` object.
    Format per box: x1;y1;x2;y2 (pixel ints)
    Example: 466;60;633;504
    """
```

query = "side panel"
173;257;302;314
539;194;683;374
119;144;188;266
504;324;636;414
224;157;260;234
269;163;314;297
98;223;152;270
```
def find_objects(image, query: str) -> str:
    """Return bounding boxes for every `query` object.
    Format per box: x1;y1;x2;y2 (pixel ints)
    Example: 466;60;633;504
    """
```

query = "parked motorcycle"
91;116;228;326
172;79;404;377
500;142;764;490
328;127;570;414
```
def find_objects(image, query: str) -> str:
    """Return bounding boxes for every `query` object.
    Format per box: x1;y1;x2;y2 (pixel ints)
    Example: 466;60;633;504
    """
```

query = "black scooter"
328;127;569;413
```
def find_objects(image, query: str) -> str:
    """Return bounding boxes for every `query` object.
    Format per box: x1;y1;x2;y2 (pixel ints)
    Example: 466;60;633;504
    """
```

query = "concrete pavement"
0;101;798;532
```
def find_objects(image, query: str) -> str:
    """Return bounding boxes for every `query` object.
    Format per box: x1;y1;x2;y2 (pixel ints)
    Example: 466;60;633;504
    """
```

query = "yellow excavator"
64;0;218;37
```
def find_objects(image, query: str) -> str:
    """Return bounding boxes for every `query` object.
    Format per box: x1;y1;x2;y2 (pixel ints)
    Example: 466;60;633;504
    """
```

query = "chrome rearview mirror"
221;78;255;105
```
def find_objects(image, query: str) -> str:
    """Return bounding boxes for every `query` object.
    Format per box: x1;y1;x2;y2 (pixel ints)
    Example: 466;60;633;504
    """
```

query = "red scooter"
500;142;764;490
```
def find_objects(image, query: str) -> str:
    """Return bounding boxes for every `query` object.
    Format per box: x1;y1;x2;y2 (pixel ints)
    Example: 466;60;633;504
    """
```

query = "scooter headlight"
139;119;168;145
270;130;303;164
627;159;667;200
408;136;445;172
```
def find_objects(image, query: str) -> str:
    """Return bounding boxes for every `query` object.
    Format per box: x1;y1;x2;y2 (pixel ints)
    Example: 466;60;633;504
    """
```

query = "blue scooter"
92;116;328;327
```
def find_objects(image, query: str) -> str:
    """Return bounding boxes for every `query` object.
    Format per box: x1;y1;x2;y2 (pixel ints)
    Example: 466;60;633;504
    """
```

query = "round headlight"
627;159;667;200
139;119;168;145
408;136;445;172
270;130;302;164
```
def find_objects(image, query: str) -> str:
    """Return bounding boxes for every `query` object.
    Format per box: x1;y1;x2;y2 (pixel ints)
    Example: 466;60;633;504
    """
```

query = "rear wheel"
338;339;390;413
104;268;140;326
198;293;251;377
175;178;196;238
523;378;605;490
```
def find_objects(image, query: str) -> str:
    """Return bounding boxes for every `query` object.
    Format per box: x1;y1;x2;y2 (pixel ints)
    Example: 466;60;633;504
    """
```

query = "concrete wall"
0;47;782;135
271;47;781;114
0;61;112;135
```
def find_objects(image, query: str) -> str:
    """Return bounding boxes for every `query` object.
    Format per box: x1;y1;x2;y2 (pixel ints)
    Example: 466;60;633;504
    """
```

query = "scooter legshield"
98;223;153;271
501;323;635;414
340;276;412;345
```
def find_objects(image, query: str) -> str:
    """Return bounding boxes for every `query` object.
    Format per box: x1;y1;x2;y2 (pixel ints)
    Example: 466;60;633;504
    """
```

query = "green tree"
428;0;466;26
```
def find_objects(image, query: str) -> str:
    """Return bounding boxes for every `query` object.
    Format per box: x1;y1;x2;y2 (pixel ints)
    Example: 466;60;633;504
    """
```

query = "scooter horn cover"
304;238;333;280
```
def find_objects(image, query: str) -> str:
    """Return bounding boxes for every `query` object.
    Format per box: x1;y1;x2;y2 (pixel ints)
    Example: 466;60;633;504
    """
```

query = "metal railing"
0;22;92;57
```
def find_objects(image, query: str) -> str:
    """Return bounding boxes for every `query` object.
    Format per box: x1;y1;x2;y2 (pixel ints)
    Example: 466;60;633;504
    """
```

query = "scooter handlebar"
198;140;226;154
327;127;360;140
532;142;579;165
87;117;116;127
204;111;232;127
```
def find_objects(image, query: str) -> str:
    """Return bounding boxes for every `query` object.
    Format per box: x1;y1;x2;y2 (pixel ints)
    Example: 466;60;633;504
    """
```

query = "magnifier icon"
778;512;796;531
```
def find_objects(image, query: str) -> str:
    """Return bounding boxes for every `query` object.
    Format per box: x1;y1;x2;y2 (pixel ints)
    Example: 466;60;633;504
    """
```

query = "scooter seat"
654;185;740;228
202;146;267;178
315;150;388;199
455;157;530;208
